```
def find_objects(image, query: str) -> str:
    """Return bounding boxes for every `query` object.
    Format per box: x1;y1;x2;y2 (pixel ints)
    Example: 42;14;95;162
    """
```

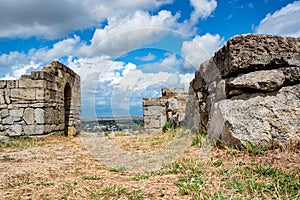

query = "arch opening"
64;83;72;135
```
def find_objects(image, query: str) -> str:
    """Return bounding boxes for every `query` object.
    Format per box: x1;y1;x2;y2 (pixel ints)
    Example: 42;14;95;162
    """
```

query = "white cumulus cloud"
190;0;217;23
181;33;224;69
0;0;173;39
256;0;300;37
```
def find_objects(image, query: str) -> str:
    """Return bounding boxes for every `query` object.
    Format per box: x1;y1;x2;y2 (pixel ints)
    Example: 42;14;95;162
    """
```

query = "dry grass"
110;130;177;152
0;134;299;199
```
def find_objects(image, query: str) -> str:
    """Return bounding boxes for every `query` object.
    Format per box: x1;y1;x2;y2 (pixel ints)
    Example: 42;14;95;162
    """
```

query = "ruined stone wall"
184;34;300;146
0;61;81;138
143;88;187;131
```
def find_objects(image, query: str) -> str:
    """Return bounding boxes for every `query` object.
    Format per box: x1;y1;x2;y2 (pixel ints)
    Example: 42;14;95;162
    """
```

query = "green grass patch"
131;173;152;181
175;175;204;195
82;174;101;180
109;166;127;172
101;184;129;196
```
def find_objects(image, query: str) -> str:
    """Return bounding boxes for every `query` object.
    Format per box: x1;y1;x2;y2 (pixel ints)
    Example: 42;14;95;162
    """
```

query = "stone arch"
64;82;72;135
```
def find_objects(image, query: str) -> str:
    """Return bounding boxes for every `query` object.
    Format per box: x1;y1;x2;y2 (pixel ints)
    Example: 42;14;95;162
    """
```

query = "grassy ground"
0;132;299;200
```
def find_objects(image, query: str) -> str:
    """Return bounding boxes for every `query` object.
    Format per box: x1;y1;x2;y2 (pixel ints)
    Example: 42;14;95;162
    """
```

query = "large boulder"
184;34;300;147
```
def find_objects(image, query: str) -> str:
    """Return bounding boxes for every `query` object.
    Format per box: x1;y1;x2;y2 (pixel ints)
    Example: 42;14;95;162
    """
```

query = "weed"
244;141;267;156
175;175;204;195
82;174;101;180
131;173;152;181
212;159;223;167
109;166;127;172
162;121;172;133
62;181;77;191
36;182;53;187
191;131;207;147
101;184;129;196
159;158;204;175
129;190;145;200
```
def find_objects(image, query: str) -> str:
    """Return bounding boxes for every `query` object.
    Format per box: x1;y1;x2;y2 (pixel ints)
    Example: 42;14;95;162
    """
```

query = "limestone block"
10;88;36;100
0;90;6;104
19;79;45;88
31;71;55;82
36;89;45;100
4;89;11;104
35;108;45;124
7;80;17;88
8;124;23;136
10;109;24;122
228;69;285;92
23;125;35;136
45;108;54;124
143;98;163;107
30;103;47;108
208;84;300;146
213;34;300;78
23;108;35;125
166;98;180;111
1;109;9;118
282;67;300;84
143;106;165;116
36;125;45;135
146;119;161;129
0;81;7;89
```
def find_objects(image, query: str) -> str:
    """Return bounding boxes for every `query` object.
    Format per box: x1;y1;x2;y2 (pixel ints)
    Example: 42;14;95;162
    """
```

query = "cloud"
135;53;156;61
181;33;224;70
0;0;173;39
190;0;217;23
255;1;300;37
81;10;182;57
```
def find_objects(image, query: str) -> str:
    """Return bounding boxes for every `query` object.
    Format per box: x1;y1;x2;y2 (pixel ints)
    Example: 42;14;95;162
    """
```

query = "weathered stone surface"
19;79;45;88
214;34;300;78
143;106;165;116
10;89;36;100
143;88;187;130
23;108;35;124
0;90;5;104
10;109;24;122
185;34;300;146
210;85;300;145
35;108;45;124
0;61;81;137
8;124;23;136
23;125;36;136
1;109;9;118
228;69;285;92
0;81;7;89
2;117;14;125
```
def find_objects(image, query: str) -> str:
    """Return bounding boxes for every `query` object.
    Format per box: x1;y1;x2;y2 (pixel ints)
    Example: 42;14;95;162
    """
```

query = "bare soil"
0;133;299;199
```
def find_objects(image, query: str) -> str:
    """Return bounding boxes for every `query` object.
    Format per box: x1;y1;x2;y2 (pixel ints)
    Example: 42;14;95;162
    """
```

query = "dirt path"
80;130;194;172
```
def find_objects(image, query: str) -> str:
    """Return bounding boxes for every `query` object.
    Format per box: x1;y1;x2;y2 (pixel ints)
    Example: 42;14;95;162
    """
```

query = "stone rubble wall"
0;61;81;138
143;88;187;131
184;34;300;147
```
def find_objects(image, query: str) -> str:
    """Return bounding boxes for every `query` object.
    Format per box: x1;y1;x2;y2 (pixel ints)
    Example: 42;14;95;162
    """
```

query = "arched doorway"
64;83;72;135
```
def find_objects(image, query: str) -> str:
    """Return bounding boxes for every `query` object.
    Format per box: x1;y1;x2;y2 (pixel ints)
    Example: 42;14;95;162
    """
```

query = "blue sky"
0;0;299;118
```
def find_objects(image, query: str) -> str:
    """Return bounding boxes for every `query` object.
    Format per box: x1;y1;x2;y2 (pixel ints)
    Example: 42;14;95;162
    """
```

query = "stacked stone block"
0;61;81;138
143;88;187;131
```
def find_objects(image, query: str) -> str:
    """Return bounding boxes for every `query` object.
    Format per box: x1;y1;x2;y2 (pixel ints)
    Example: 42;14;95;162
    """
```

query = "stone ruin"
184;34;300;147
143;34;300;147
143;88;187;131
0;61;81;140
